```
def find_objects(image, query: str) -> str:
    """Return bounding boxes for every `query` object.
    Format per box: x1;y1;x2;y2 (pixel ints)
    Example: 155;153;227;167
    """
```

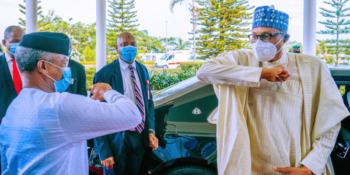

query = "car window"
160;54;169;60
167;55;174;61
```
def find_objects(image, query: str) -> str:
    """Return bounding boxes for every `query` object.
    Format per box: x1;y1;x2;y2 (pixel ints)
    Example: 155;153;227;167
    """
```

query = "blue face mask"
120;46;138;63
10;43;19;55
43;61;72;93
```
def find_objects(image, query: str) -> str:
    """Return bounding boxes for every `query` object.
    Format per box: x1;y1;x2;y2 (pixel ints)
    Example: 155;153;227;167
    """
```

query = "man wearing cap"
292;45;301;53
197;5;349;175
0;32;142;174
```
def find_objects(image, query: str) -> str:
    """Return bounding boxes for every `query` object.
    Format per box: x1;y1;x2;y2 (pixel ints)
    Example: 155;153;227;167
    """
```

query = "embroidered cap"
252;5;289;32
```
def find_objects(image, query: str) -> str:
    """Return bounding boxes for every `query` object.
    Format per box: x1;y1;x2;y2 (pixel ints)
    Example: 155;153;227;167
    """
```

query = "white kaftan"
0;88;141;175
247;52;304;174
196;50;349;175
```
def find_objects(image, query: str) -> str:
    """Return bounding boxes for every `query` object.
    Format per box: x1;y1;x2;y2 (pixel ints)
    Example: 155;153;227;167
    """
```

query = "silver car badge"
192;107;202;115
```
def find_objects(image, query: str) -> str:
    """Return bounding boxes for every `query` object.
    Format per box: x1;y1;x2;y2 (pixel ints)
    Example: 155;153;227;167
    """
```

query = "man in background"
292;45;301;53
0;26;24;122
64;40;87;96
93;32;158;175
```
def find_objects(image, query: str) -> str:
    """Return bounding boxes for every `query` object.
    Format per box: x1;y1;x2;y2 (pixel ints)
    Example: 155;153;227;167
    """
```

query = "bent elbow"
196;66;209;83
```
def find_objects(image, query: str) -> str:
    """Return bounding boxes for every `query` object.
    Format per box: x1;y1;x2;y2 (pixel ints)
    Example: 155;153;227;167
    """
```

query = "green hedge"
143;61;155;64
179;62;204;71
149;69;196;90
85;68;96;91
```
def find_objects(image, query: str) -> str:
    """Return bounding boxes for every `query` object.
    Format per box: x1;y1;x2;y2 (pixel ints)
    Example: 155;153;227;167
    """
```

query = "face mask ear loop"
44;60;63;70
41;61;58;82
275;33;286;54
42;72;57;82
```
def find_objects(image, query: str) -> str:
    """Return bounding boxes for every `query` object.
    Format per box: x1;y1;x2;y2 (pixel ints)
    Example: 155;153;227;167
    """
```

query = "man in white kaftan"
0;32;142;175
197;5;349;175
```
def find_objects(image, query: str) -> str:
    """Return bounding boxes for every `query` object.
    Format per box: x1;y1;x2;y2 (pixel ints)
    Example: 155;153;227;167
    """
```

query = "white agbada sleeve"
57;90;142;144
197;51;263;87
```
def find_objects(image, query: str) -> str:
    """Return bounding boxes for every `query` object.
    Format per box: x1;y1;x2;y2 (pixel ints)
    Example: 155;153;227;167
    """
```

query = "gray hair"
15;46;56;73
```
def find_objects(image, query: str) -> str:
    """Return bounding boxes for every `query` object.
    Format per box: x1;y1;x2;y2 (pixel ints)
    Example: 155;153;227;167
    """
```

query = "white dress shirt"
119;58;145;113
0;88;141;175
5;52;14;79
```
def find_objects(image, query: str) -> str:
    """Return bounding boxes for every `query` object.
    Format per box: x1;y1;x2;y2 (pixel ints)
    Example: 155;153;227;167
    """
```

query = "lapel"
0;54;16;95
113;59;124;95
135;61;148;112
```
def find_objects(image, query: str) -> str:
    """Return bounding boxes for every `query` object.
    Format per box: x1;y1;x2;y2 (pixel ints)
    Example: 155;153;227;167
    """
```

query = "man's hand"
101;156;115;170
261;65;290;82
273;166;313;175
91;83;112;101
149;133;159;150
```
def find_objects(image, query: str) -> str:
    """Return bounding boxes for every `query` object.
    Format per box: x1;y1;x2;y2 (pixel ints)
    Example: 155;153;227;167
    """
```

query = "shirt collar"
5;52;13;62
119;57;136;71
263;52;288;68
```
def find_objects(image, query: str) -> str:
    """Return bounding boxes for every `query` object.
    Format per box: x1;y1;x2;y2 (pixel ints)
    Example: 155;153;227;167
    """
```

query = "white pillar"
96;0;107;71
26;0;38;33
303;0;317;56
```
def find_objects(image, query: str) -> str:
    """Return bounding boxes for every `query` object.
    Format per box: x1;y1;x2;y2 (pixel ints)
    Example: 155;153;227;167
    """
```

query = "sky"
0;0;349;45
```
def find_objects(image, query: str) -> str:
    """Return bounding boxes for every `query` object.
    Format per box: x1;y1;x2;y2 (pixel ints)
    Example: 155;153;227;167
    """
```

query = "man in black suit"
65;40;87;96
93;32;158;175
0;26;24;122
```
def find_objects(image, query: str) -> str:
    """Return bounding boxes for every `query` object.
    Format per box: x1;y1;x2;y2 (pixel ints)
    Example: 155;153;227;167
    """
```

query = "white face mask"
252;33;285;62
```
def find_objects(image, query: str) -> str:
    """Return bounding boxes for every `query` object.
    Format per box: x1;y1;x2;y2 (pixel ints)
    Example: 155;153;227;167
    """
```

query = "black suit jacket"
0;54;17;123
64;59;87;96
93;59;155;160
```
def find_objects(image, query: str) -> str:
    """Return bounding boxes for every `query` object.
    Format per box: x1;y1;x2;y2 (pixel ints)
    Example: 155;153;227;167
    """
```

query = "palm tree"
170;38;191;50
170;0;199;61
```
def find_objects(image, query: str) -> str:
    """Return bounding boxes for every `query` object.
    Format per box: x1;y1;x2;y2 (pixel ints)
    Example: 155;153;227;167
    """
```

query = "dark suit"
0;54;17;123
65;59;87;97
93;59;155;175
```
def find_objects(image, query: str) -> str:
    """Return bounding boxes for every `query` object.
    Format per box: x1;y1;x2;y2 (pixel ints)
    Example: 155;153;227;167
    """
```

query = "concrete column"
96;0;107;71
303;0;317;56
26;0;38;33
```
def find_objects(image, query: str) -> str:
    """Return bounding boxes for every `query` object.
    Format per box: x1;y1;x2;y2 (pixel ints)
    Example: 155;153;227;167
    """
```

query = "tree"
170;0;200;61
107;0;140;54
195;0;253;60
318;0;350;64
170;38;191;50
18;0;46;31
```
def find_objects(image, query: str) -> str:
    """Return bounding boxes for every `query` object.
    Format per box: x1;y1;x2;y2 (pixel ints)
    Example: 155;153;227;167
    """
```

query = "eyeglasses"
248;33;285;42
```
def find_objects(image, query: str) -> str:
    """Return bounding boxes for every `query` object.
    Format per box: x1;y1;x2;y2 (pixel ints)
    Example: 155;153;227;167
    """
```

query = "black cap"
19;32;70;56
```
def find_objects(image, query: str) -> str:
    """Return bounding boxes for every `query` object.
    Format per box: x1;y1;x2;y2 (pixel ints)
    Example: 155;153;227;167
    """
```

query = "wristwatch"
149;129;155;135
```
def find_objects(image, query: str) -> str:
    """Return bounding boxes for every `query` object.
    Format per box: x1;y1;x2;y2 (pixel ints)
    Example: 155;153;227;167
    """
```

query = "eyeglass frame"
247;32;286;43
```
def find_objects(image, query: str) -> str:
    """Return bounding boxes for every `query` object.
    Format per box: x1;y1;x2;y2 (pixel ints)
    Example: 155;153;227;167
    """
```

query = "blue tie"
128;65;145;134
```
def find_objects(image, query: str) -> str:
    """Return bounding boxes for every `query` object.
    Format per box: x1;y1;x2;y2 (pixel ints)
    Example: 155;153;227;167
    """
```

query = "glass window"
160;54;169;60
167;55;174;61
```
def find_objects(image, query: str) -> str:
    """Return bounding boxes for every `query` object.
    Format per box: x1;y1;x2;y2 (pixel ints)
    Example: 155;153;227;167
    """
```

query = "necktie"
11;59;22;95
128;65;145;134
